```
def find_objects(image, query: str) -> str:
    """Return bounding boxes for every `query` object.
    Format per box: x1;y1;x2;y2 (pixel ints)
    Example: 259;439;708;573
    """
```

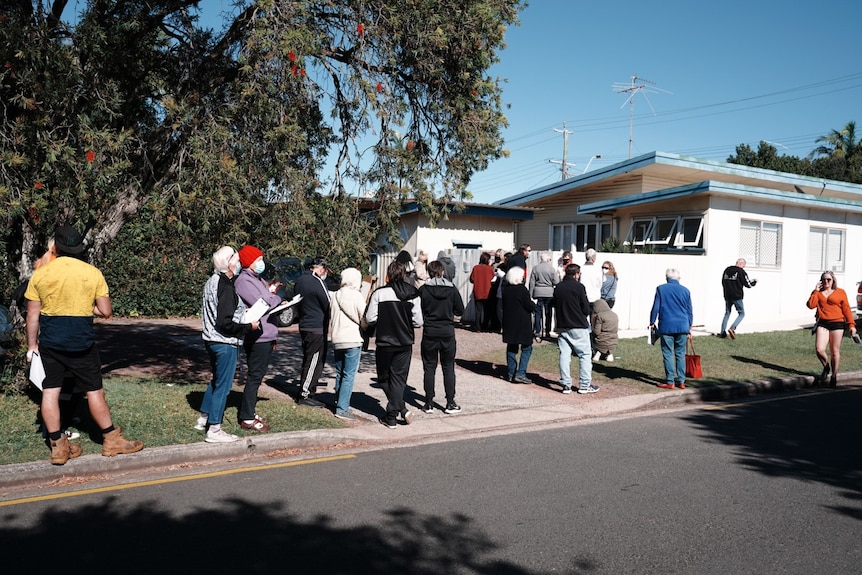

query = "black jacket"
721;265;755;301
295;271;331;334
419;278;465;339
365;280;423;347
554;277;590;330
501;283;535;346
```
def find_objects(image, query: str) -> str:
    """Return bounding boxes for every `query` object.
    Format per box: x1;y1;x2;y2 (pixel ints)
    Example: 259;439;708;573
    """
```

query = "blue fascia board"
400;201;534;220
578;180;862;214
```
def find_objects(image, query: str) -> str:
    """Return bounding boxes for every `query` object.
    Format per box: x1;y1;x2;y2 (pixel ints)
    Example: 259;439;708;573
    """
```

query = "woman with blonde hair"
807;270;857;386
600;261;618;309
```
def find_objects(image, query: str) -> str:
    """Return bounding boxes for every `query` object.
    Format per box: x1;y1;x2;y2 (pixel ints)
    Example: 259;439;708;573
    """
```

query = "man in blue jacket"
649;268;693;389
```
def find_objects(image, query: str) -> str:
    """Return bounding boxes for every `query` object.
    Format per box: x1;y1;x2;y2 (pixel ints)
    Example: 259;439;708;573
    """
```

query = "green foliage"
599;236;624;253
728;128;862;185
0;0;524;283
101;210;213;317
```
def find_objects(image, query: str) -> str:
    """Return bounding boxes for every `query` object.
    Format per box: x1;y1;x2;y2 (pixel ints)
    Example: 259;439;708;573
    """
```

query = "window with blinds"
808;226;845;272
739;219;782;268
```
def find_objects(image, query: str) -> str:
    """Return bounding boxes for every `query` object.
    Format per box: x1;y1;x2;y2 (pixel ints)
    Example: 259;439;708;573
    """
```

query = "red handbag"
685;338;703;378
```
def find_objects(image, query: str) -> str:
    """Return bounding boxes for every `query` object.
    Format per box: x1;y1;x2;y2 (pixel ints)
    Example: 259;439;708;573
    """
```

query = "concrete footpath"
0;320;837;497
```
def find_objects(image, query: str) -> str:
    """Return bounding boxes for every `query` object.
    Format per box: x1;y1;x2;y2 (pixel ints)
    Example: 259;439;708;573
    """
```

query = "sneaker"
239;418;270;432
606;353;614;362
513;375;532;384
298;396;325;408
63;429;81;441
193;416;208;431
400;410;414;425
534;335;542;343
562;386;572;394
728;327;736;340
675;382;686;389
334;411;357;421
658;383;675;389
444;403;462;414
205;428;239;443
378;417;397;429
422;402;435;413
592;351;601;361
577;384;600;394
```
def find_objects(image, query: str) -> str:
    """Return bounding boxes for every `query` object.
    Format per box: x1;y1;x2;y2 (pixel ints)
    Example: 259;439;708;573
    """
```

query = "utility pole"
549;123;576;180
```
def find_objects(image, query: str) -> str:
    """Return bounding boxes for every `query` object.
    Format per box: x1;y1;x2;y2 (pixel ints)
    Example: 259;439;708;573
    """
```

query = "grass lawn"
2;328;860;466
483;328;862;392
0;377;342;466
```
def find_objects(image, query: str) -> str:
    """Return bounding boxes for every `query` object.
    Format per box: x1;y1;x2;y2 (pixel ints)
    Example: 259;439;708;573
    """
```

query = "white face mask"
231;261;241;275
253;260;266;275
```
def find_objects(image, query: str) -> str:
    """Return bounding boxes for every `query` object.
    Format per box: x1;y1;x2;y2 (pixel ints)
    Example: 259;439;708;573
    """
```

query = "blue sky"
75;0;860;205
467;0;862;203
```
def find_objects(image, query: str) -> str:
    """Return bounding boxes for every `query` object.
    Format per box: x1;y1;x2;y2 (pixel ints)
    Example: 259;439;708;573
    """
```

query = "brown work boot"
50;434;83;465
101;427;144;457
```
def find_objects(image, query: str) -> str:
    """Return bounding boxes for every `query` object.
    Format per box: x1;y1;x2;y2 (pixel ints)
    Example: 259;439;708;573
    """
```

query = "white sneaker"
592;351;601;361
193;416;208;431
205;428;239;443
63;429;81;441
606;354;614;362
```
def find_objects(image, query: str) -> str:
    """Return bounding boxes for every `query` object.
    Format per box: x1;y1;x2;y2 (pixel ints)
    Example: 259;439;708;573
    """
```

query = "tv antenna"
612;75;671;158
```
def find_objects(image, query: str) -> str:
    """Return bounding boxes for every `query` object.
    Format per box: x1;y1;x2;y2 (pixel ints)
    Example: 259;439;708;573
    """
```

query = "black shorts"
819;320;846;332
40;345;104;392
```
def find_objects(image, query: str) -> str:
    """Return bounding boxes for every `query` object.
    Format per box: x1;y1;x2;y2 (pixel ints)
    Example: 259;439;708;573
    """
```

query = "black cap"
54;224;85;255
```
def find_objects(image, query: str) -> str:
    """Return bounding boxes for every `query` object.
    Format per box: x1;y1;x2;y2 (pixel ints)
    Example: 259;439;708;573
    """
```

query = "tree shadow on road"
682;386;862;521
0;498;594;575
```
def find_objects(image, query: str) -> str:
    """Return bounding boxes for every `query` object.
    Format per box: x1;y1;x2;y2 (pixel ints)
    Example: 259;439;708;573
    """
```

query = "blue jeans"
534;297;554;336
333;346;362;415
202;342;238;425
659;333;688;384
557;327;593;389
506;344;532;379
721;299;744;333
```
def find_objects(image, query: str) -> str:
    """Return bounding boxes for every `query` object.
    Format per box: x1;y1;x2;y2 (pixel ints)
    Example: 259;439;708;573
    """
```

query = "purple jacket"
235;268;283;343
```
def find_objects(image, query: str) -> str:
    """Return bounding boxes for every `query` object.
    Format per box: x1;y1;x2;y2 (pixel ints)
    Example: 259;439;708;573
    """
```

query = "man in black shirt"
720;258;757;339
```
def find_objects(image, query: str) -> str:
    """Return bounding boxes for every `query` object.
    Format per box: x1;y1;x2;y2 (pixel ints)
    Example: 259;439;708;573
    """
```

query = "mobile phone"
853;334;861;345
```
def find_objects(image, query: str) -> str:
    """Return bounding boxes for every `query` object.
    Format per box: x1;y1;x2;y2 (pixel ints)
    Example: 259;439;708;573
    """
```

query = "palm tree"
810;120;859;159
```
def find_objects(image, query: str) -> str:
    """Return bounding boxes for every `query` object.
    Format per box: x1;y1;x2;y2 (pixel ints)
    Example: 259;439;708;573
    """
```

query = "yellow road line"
702;386;856;411
0;453;356;507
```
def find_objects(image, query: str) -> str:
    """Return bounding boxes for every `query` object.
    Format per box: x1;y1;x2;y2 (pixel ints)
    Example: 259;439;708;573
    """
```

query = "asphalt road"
3;387;860;574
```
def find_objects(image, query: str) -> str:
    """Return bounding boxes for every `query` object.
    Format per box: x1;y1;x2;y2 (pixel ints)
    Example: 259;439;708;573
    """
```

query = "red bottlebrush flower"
288;50;297;62
357;23;364;36
376;82;383;93
28;206;36;219
291;65;298;76
34;181;44;189
300;69;306;76
471;89;478;96
406;140;415;151
86;150;96;163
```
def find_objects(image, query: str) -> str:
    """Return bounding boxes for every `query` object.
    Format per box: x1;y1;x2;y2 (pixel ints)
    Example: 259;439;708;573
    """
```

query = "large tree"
0;0;522;280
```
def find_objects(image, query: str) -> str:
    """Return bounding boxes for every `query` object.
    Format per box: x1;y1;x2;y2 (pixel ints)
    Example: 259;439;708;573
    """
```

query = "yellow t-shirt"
24;256;109;351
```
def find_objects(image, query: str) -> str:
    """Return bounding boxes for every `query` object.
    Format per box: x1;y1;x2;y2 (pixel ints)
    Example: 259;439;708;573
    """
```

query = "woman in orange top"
807;270;857;386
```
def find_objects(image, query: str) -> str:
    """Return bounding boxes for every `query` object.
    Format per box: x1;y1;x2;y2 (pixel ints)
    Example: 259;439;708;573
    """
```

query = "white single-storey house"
495;151;862;333
369;200;534;319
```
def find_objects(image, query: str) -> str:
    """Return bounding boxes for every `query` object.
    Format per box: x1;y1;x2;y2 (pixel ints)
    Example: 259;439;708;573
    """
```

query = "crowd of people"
22;225;856;462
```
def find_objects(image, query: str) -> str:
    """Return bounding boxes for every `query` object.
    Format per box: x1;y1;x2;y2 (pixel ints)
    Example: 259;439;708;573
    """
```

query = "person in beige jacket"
329;268;367;421
591;298;619;362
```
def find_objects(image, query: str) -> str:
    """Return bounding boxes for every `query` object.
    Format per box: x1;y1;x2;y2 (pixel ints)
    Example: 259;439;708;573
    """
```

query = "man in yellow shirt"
25;225;144;465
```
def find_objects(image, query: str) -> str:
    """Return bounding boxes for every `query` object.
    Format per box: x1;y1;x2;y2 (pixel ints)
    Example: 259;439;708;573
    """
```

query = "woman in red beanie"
233;245;283;431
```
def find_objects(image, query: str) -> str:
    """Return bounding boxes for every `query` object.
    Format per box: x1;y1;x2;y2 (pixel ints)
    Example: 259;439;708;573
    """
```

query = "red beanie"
238;245;263;269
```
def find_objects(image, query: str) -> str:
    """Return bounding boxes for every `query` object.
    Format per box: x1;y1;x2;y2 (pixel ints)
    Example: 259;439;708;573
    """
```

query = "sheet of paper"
29;352;45;390
268;294;303;316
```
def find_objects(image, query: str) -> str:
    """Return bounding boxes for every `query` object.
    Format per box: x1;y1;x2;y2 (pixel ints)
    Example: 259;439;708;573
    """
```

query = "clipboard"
241;294;303;323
